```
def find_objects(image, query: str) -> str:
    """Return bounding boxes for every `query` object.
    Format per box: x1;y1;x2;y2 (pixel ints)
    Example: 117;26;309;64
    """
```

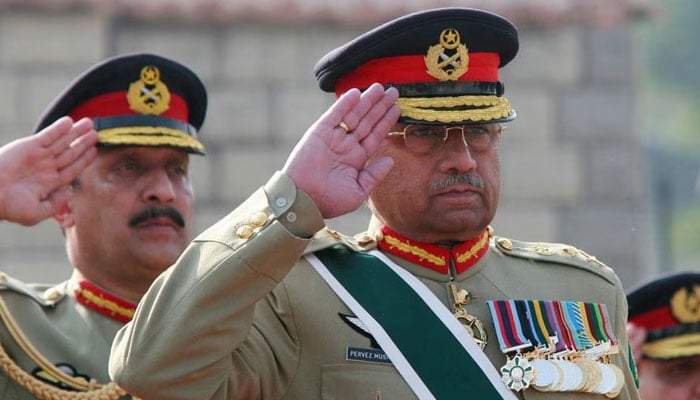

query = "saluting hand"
0;117;98;226
283;83;400;219
626;322;646;368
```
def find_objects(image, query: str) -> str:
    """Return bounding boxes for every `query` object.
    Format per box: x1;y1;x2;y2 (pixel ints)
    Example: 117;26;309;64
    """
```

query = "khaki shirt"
0;273;132;400
110;172;640;400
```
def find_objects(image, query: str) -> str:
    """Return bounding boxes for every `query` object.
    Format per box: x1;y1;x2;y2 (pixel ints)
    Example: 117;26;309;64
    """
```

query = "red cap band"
335;52;501;96
630;306;678;331
69;91;189;123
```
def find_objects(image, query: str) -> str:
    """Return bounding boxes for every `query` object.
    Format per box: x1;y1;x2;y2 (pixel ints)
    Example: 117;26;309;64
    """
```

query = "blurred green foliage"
637;0;700;272
639;0;700;152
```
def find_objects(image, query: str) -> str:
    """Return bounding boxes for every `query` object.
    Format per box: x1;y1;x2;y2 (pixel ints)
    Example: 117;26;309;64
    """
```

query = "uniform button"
286;212;297;223
44;289;61;301
250;212;268;227
374;230;384;242
356;234;374;245
534;245;555;256
563;246;580;257
497;238;512;250
0;273;6;282
236;225;254;239
275;197;287;208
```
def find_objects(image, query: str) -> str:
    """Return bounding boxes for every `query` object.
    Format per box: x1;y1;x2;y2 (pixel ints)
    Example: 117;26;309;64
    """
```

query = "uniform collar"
376;225;491;275
71;279;136;323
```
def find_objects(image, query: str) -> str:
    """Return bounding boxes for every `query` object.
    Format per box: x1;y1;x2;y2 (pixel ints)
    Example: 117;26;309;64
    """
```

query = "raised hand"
0;117;98;226
626;322;646;367
283;83;400;218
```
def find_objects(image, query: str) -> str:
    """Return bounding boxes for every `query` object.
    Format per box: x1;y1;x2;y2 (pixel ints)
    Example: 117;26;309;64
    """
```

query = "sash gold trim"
0;295;136;399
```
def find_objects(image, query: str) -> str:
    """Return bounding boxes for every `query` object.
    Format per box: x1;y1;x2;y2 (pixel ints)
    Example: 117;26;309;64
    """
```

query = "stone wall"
0;9;654;287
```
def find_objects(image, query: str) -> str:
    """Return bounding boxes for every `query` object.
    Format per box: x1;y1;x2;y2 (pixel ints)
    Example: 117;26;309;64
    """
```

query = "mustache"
429;172;484;192
129;206;186;228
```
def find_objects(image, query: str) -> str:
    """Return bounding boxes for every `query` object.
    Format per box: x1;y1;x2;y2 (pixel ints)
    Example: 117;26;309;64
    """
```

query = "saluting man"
627;272;700;399
110;8;640;399
0;53;207;399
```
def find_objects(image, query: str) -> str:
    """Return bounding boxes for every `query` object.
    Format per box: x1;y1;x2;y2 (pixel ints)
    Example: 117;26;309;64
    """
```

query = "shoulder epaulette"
0;272;65;307
303;228;378;255
0;273;132;399
492;236;617;285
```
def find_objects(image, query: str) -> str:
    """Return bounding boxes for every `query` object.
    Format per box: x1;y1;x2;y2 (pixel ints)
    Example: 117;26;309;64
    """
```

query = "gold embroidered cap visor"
627;272;700;360
643;331;700;359
313;8;518;125
33;53;207;155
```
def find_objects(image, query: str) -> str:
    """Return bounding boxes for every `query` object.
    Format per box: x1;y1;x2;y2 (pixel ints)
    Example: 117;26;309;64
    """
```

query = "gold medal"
574;357;602;392
594;362;618;395
604;363;625;398
448;283;487;349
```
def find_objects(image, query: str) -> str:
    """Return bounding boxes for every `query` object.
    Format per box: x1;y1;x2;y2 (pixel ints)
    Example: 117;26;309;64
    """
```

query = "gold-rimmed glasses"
387;124;503;154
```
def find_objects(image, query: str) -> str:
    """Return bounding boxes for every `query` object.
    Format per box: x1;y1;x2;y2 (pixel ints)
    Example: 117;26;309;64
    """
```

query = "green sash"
307;246;515;400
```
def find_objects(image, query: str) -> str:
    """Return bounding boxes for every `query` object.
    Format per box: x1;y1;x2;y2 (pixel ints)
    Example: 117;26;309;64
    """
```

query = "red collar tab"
376;226;491;275
73;280;136;323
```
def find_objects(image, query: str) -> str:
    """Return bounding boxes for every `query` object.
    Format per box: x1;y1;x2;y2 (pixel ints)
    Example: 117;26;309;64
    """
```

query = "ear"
53;203;75;228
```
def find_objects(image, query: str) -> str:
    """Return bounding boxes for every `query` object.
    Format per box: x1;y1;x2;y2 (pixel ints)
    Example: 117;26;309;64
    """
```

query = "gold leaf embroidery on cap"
425;28;469;81
671;284;700;323
127;65;171;115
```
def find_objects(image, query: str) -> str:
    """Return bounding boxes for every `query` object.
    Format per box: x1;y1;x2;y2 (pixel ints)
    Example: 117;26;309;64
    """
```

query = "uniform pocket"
321;363;415;400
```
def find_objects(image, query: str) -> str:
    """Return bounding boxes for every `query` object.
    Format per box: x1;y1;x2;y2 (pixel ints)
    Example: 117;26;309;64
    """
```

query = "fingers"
322;83;396;136
56;144;97;186
358;103;401;153
358;155;394;195
42;117;96;159
320;88;362;132
337;84;389;135
35;116;74;149
54;120;98;165
43;185;74;217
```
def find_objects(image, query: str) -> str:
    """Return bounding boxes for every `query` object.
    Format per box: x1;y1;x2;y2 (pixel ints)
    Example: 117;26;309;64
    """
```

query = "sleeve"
109;171;325;400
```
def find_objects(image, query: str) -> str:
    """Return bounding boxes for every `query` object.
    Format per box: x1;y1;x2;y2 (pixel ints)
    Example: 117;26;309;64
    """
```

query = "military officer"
0;53;207;399
110;8;639;399
0;116;97;226
627;272;700;399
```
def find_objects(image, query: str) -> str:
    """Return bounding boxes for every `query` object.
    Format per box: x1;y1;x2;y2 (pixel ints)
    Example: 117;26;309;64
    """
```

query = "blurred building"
0;0;658;287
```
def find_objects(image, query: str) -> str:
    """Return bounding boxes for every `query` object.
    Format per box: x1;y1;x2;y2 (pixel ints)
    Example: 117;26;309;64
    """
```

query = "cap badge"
127;65;171;115
671;284;700;323
425;28;469;81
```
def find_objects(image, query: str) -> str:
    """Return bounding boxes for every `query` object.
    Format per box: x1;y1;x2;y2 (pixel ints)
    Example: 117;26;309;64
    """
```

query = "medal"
500;353;534;391
447;283;487;349
530;358;561;390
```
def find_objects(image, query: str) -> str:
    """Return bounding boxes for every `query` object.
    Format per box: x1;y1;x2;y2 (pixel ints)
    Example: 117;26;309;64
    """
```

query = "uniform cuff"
264;171;325;238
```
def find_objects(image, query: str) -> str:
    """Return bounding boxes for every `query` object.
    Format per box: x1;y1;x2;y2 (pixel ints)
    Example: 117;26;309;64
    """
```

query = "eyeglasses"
387;124;503;154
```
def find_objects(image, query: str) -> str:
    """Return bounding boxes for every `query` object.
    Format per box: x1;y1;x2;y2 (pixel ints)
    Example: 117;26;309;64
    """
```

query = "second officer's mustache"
129;207;185;228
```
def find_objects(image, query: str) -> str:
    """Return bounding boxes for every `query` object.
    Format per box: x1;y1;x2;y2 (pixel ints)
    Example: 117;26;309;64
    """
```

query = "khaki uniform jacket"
0;273;131;400
110;172;640;400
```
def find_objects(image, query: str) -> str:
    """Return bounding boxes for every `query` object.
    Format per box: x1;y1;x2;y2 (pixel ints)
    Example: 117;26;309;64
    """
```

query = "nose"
439;129;477;172
142;169;176;203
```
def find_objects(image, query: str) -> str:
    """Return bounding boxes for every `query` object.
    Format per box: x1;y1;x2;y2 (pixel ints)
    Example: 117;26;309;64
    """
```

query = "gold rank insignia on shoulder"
425;28;469;81
127;65;171;115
